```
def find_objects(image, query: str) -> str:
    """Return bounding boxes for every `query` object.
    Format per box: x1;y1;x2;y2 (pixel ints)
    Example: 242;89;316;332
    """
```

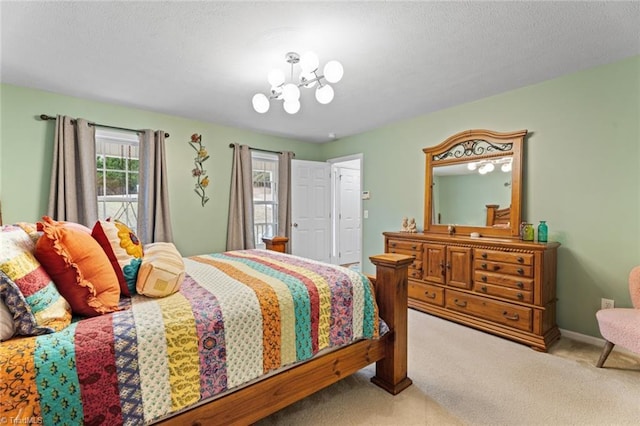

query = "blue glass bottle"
537;221;548;243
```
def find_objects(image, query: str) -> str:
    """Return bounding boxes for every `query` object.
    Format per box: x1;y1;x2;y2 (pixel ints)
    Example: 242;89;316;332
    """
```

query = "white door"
337;167;361;265
291;160;331;263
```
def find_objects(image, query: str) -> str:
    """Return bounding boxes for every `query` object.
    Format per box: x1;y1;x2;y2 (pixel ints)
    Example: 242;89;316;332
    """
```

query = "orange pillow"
34;217;120;317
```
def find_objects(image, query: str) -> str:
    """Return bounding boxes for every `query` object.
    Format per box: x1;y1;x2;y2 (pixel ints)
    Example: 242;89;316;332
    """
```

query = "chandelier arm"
298;74;325;88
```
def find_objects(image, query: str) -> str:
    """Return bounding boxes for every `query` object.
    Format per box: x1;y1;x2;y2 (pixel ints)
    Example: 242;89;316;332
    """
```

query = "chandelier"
251;51;343;114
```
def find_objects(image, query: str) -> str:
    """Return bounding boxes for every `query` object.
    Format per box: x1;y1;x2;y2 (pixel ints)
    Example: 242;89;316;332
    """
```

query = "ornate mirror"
423;129;527;238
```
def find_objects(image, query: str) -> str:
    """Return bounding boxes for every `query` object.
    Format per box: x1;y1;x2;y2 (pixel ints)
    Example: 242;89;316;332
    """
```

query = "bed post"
369;253;414;395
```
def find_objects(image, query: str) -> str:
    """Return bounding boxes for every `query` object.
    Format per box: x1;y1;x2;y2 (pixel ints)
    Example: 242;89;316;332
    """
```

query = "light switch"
364;210;369;219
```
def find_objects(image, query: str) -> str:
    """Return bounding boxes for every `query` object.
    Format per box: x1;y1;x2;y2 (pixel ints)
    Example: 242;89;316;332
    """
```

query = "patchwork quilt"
1;249;379;425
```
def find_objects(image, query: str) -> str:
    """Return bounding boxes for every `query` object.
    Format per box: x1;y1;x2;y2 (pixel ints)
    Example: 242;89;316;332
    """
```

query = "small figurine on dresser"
407;217;417;233
401;216;409;232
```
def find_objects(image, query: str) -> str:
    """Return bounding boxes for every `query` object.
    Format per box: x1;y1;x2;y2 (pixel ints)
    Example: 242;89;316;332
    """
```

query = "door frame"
328;153;363;267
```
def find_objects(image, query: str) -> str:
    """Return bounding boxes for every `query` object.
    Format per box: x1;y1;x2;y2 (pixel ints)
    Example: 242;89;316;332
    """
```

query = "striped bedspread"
1;249;379;425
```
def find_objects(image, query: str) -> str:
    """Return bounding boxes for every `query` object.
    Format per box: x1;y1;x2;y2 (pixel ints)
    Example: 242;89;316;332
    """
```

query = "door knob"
293;223;299;228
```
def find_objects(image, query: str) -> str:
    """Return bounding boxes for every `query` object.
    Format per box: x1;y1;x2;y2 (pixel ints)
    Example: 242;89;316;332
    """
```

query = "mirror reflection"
432;156;512;226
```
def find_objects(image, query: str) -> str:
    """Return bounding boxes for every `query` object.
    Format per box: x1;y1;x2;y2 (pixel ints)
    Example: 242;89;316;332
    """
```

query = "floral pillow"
34;217;120;317
0;225;72;334
92;219;143;296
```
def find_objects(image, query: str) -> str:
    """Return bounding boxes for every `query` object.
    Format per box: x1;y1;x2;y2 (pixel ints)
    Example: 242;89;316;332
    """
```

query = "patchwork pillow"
34;217;120;317
92;219;143;297
0;225;72;334
136;242;185;298
14;222;42;244
0;271;56;338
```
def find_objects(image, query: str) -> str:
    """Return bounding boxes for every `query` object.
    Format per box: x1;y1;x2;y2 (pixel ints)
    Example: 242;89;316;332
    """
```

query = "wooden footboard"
157;253;413;426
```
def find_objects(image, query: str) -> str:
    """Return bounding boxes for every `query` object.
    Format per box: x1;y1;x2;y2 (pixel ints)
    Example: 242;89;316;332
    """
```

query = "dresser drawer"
445;290;532;332
388;240;423;259
474;260;533;278
473;282;533;304
409;268;423;279
473;270;534;291
474;249;533;266
473;271;534;291
409;280;444;306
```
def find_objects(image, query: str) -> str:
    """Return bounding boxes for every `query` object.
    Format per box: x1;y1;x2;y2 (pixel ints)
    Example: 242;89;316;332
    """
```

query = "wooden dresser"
384;231;560;351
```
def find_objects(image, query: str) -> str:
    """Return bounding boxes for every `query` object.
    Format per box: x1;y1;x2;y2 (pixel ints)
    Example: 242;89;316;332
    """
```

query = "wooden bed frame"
486;204;511;227
157;250;414;426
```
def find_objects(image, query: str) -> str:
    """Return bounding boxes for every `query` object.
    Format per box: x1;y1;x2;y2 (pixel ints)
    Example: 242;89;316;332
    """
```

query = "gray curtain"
47;115;98;227
226;144;255;250
138;130;173;244
277;150;294;253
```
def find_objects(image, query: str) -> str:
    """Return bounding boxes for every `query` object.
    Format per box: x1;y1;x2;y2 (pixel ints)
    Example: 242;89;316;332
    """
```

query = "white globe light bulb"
323;60;343;83
252;93;270;113
300;51;319;73
501;162;512;173
283;99;301;114
467;162;477;171
282;83;300;102
268;69;285;87
485;163;495;173
315;84;334;104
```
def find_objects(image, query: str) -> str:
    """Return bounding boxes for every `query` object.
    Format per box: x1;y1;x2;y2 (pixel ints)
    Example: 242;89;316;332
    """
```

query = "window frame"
95;129;140;229
251;151;279;248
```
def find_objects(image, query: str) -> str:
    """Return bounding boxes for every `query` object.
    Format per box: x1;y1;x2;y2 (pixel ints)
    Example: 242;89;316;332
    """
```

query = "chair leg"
596;341;615;368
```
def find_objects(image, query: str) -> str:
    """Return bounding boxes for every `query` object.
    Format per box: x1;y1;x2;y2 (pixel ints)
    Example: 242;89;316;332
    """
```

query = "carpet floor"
257;309;640;425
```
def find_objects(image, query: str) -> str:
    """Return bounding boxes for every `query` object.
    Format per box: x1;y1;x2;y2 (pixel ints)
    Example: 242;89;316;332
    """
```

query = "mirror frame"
423;129;527;238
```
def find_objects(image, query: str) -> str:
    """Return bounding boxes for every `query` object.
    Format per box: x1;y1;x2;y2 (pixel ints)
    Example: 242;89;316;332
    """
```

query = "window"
96;130;139;229
252;152;279;248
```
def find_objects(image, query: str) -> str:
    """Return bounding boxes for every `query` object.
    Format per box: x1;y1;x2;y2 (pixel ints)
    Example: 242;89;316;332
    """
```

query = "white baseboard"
559;328;638;358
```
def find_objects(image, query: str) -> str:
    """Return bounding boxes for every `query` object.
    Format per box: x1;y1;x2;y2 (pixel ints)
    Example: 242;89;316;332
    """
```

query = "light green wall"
1;56;638;338
0;84;323;256
321;55;640;338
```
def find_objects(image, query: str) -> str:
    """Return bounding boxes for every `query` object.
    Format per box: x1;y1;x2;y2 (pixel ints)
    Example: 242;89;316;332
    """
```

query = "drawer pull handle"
391;242;396;247
391;250;396;253
481;253;488;259
446;262;451;270
481;275;487;282
493;265;501;271
517;257;524;263
424;292;436;299
411;245;417;249
517;268;524;275
503;311;519;321
480;285;487;292
517;293;524;299
516;282;524;289
481;263;487;269
453;299;467;308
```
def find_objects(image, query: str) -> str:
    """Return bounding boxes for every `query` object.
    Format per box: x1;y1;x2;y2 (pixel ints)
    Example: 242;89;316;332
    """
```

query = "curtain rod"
39;114;170;138
228;143;294;157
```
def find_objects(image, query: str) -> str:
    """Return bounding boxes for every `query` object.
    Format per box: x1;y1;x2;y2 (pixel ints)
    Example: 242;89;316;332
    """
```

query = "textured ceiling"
2;1;639;143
